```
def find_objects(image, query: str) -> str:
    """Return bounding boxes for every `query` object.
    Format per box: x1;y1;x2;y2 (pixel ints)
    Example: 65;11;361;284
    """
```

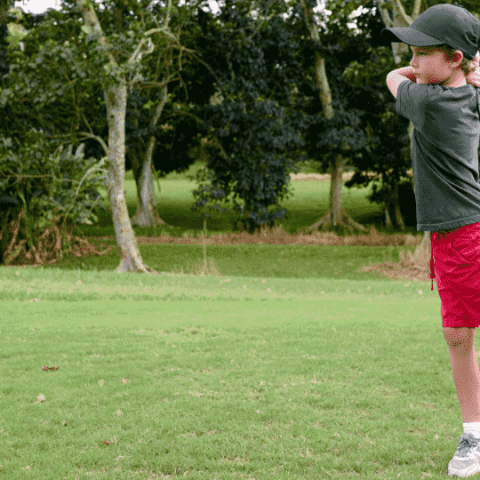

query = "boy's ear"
446;49;464;67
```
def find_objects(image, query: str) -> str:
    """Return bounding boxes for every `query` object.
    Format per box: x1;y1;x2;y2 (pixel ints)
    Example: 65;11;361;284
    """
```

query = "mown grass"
42;240;418;282
0;268;458;479
53;161;423;277
0;162;451;479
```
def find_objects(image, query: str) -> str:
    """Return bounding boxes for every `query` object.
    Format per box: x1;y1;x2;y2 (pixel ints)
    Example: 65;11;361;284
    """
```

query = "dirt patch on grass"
359;247;431;283
359;262;430;283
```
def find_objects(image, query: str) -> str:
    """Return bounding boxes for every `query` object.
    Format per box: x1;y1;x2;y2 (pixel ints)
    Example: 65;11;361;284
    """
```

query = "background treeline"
0;0;476;267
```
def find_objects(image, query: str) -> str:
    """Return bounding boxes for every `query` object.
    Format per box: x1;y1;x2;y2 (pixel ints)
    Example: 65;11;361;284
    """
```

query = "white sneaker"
448;433;480;477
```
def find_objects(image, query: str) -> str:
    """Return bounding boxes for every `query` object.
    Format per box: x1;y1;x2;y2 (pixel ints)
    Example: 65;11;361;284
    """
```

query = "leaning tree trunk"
131;85;169;227
300;0;365;232
105;83;157;273
77;0;156;273
130;147;166;227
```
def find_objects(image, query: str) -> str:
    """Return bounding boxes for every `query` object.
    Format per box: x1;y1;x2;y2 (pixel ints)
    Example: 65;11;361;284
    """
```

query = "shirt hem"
417;215;480;231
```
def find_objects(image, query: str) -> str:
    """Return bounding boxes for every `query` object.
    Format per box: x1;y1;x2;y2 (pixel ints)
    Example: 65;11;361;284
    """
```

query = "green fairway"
0;162;446;479
0;268;460;479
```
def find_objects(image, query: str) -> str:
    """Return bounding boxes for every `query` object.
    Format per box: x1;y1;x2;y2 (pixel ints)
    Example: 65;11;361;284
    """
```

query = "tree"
186;1;305;233
331;0;414;232
74;0;177;271
5;0;188;271
299;0;367;232
109;0;199;228
13;1;199;230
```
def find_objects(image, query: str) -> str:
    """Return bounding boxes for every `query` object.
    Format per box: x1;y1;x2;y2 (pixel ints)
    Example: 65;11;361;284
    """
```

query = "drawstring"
430;231;435;291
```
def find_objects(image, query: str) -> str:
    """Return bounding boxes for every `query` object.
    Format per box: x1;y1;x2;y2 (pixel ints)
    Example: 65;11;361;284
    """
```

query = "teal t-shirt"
396;81;480;231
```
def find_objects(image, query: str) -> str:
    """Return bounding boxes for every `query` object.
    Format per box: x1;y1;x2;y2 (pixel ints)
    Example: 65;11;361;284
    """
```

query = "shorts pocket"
451;232;480;264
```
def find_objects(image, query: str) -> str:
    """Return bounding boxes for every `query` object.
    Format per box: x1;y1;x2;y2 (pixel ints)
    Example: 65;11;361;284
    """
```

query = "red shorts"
431;222;480;328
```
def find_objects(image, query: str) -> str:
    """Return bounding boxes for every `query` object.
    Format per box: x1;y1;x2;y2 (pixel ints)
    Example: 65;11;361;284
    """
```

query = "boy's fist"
466;52;480;87
473;52;480;70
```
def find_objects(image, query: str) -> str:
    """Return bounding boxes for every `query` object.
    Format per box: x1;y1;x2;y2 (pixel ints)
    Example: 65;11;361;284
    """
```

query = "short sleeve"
395;81;431;131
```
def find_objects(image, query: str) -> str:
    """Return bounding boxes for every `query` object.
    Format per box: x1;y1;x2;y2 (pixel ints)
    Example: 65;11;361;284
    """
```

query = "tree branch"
392;0;412;25
43;130;109;158
128;27;178;65
375;0;393;28
412;0;422;21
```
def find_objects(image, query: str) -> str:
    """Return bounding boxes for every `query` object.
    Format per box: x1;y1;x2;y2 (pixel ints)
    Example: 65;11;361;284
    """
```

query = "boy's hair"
439;44;476;74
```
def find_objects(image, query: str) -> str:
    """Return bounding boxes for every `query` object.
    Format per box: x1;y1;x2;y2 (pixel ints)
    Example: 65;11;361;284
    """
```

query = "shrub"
0;131;111;265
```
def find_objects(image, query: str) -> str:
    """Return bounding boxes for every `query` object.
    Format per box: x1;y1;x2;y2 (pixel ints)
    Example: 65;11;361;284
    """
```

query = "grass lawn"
1;162;452;479
53;161;422;278
0;268;457;479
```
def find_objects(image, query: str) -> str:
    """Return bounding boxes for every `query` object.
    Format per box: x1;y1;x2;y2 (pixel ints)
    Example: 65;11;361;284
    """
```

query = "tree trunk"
300;0;365;232
105;83;157;273
385;205;393;229
131;149;166;227
392;181;406;231
131;86;169;227
309;154;365;232
77;0;156;273
330;153;343;226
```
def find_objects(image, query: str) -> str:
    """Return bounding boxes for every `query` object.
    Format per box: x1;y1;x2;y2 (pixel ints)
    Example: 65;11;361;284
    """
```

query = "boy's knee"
443;327;475;348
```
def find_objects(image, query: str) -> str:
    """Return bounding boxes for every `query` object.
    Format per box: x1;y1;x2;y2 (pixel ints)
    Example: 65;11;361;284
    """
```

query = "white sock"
463;422;480;439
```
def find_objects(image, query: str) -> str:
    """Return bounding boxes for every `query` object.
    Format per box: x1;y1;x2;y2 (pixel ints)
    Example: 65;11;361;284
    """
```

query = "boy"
381;3;480;477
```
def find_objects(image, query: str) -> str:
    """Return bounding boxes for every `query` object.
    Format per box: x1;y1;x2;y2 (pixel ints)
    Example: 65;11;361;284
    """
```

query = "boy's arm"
386;66;416;98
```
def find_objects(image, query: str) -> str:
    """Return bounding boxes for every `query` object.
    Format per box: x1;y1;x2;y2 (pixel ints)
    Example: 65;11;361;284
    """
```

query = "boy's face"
409;46;465;86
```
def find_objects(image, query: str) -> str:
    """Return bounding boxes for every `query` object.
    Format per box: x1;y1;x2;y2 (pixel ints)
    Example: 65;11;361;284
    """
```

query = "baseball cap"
381;4;480;60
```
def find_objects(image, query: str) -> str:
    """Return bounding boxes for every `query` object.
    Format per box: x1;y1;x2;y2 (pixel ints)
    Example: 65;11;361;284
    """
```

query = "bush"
0;132;110;265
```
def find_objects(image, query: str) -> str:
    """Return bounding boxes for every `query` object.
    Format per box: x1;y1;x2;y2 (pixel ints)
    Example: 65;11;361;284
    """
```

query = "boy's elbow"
386;72;410;99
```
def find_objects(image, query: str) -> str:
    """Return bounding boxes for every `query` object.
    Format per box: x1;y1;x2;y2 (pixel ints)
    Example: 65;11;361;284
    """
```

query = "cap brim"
381;27;444;46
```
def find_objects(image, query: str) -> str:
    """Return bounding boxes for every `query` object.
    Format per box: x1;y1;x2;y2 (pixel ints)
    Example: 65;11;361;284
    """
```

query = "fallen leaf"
33;394;46;404
103;441;114;445
41;366;59;371
121;379;130;384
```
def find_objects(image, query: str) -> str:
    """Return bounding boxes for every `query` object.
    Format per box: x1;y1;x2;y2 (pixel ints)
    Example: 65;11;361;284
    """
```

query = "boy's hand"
466;52;480;87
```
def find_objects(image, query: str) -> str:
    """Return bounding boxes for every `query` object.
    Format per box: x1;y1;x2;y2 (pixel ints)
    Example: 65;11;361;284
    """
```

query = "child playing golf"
381;3;480;477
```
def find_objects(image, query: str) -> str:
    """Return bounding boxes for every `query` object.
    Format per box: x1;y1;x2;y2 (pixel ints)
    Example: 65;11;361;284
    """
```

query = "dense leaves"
188;2;305;232
5;0;476;242
0;132;107;264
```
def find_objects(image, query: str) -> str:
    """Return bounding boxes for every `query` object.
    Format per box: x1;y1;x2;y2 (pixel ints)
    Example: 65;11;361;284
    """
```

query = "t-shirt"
395;81;480;231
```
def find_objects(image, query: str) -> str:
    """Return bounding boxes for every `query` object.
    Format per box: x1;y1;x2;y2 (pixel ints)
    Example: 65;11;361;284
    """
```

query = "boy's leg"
443;327;480;423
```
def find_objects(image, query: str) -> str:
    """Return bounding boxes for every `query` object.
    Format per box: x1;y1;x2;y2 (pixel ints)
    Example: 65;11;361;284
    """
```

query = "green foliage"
314;1;416;228
188;2;305;233
0;131;107;262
